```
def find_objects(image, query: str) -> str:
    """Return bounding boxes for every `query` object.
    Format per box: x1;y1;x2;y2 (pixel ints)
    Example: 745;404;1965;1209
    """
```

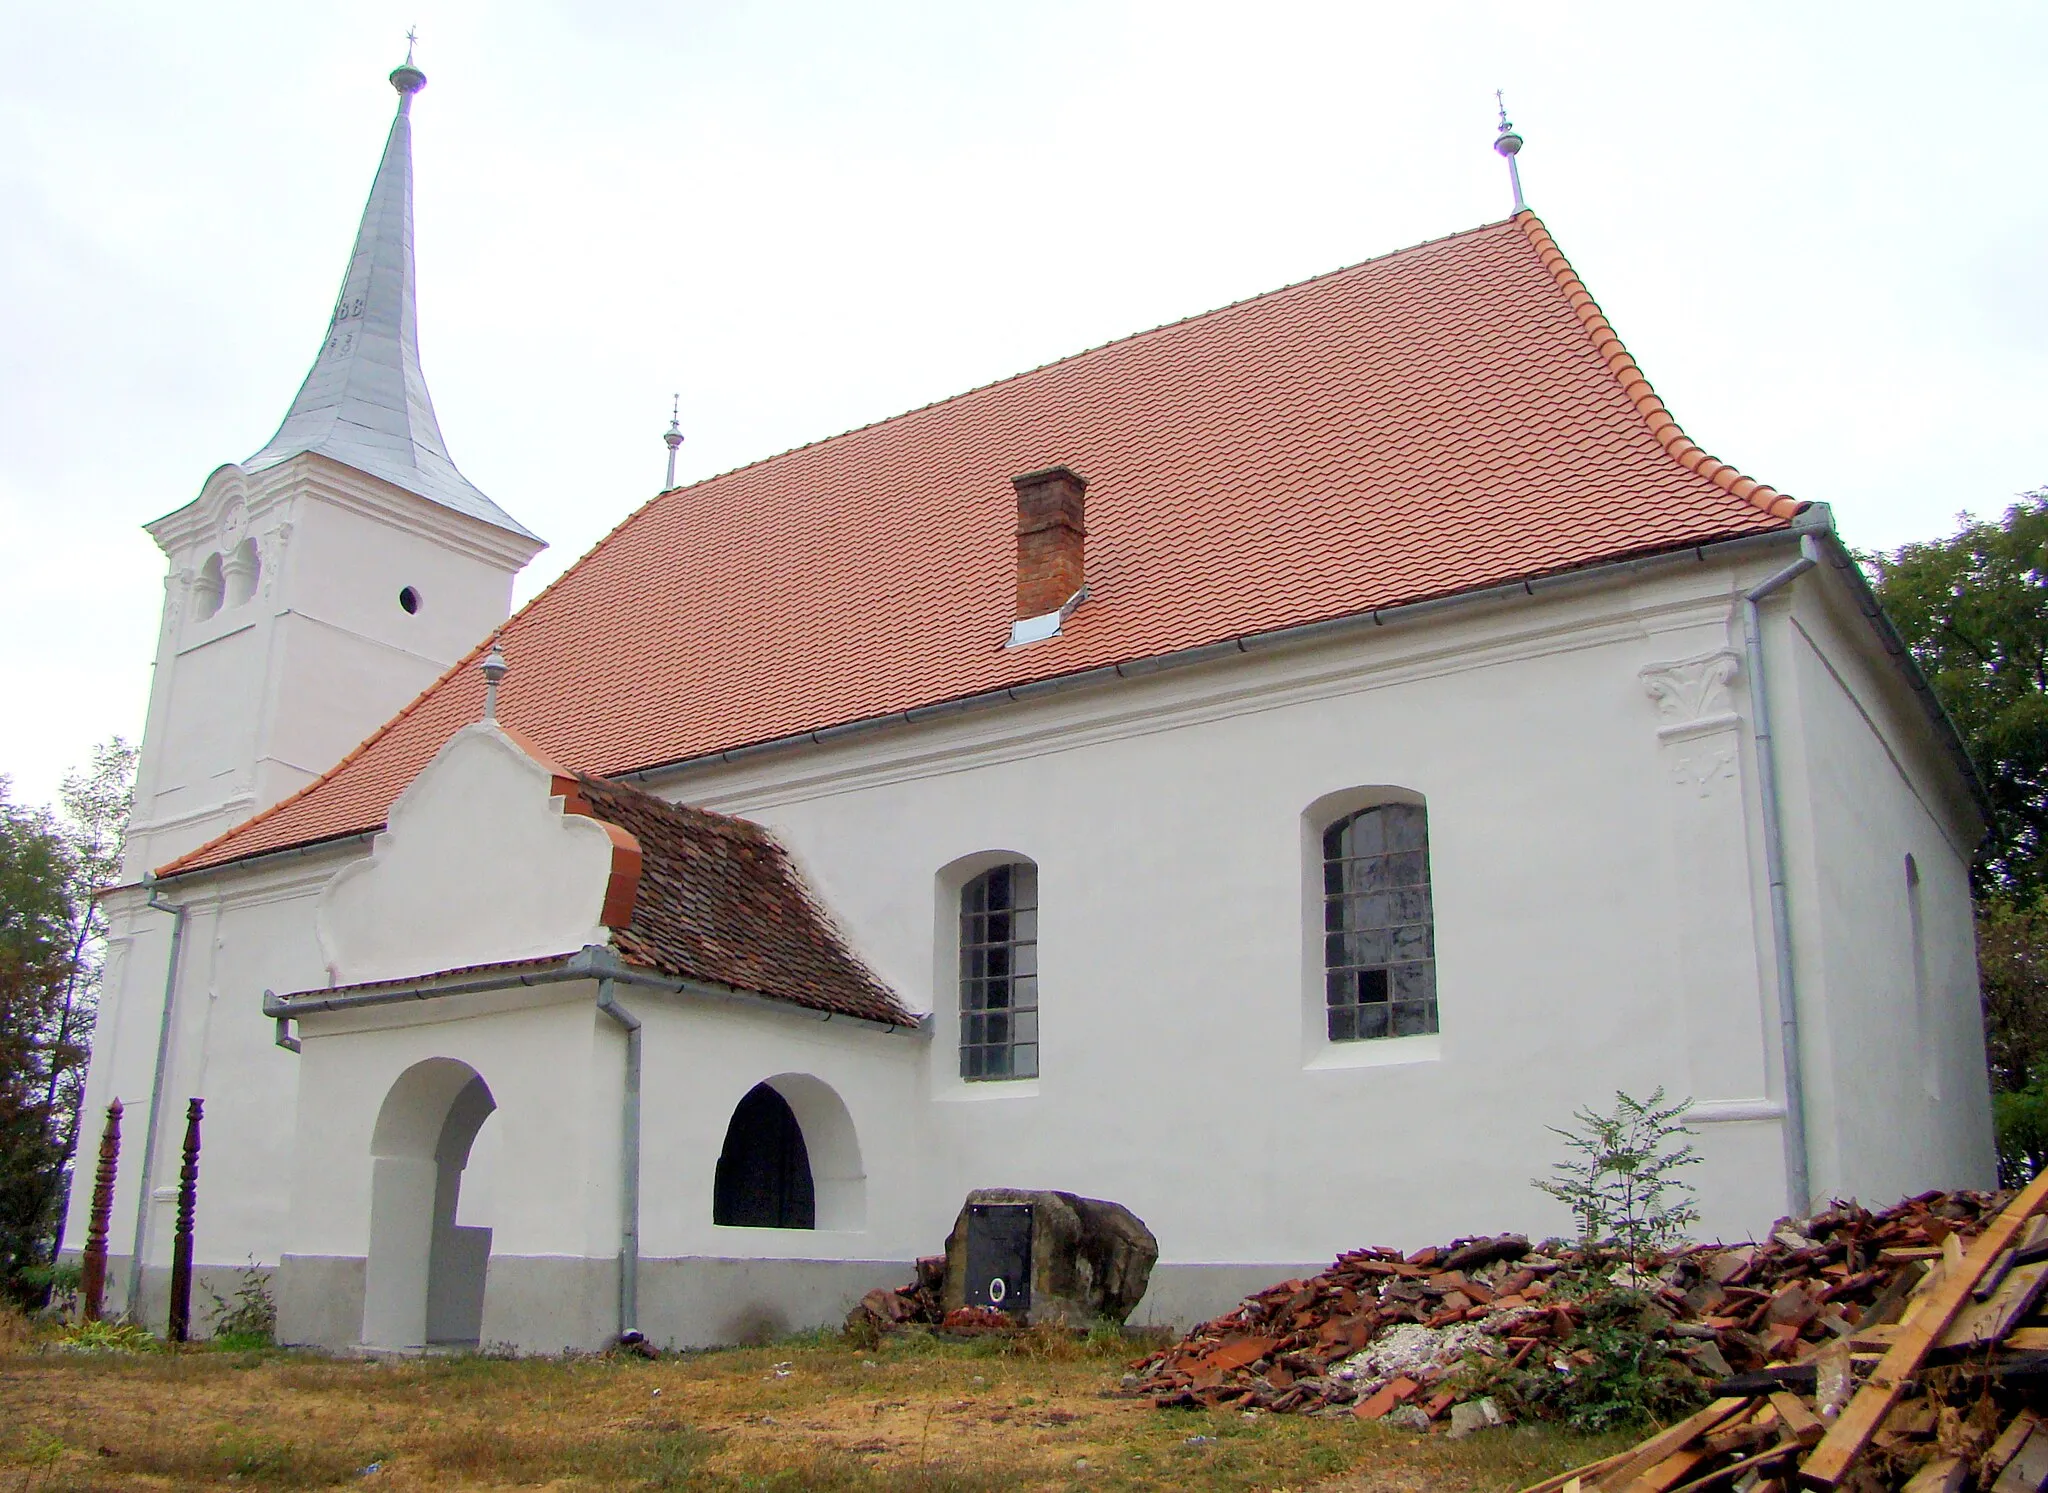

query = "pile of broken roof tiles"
1128;1184;2048;1489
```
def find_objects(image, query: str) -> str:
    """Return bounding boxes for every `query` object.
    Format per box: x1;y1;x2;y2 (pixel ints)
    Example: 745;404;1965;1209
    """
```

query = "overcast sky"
2;1;2042;809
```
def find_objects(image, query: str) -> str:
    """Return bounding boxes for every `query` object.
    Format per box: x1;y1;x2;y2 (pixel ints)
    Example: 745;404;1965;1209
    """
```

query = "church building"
70;59;1996;1352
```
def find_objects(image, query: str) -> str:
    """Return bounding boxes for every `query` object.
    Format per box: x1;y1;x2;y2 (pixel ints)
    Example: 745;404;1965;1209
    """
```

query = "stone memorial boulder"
941;1187;1158;1327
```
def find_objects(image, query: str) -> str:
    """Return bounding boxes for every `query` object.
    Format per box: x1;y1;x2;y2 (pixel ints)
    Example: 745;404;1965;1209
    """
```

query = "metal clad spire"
243;52;539;543
1493;90;1527;214
663;396;683;490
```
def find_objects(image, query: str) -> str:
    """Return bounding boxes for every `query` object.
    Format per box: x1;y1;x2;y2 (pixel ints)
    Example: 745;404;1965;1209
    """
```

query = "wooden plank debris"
1993;1426;2048;1493
1900;1457;1968;1493
1800;1171;2048;1487
1485;1186;2048;1493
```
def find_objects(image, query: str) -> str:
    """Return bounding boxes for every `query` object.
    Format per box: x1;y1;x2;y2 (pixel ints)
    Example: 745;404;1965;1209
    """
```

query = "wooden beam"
1514;1449;1636;1493
1598;1399;1751;1491
1901;1456;1967;1493
1659;1443;1800;1493
1800;1172;2048;1488
1769;1392;1824;1445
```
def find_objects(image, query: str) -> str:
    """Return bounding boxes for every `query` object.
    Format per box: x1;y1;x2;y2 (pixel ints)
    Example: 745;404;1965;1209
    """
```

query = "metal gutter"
262;957;593;1031
263;951;927;1042
1742;535;1822;1218
126;877;189;1322
613;525;1815;787
120;830;378;898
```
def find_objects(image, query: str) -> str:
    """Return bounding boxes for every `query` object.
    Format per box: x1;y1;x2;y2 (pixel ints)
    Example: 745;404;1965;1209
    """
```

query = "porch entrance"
362;1058;498;1349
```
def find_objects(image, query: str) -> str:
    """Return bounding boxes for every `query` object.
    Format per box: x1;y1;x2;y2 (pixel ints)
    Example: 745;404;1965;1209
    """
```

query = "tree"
1533;1087;1702;1262
0;779;78;1299
1870;496;2048;1180
0;781;72;964
1979;900;2048;1094
1865;494;2048;900
0;741;135;1298
42;739;137;1262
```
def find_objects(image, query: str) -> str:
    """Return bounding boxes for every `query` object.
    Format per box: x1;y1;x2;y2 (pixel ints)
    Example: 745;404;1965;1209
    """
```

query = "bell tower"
125;56;545;877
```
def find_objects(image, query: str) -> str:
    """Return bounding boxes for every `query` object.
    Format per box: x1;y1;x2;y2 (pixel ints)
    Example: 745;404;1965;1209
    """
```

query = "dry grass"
0;1319;1631;1491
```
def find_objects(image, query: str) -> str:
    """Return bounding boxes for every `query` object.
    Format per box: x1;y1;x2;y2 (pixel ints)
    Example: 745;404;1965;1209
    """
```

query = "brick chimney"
1012;466;1088;620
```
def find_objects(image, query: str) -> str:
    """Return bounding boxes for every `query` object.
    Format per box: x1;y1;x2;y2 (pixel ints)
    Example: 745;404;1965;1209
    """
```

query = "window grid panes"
960;863;1039;1081
1323;803;1437;1042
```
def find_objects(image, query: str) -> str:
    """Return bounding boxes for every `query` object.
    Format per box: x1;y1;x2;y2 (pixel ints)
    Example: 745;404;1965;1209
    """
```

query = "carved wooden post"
79;1100;122;1320
166;1098;202;1343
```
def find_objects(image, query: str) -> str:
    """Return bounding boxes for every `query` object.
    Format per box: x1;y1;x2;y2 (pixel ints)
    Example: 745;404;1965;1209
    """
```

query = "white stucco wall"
125;456;535;878
1773;574;1995;1203
67;858;339;1304
71;532;1995;1348
318;725;618;985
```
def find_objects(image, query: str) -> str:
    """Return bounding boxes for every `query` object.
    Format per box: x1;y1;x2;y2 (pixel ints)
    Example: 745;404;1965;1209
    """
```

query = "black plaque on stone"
964;1203;1033;1312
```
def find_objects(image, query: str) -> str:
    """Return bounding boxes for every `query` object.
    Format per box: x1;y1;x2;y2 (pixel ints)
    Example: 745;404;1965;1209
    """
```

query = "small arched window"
224;537;261;608
1322;802;1436;1041
713;1083;815;1229
960;862;1038;1080
193;552;225;621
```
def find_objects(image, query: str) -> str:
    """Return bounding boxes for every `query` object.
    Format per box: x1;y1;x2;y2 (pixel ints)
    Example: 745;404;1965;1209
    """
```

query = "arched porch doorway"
711;1074;865;1232
362;1058;497;1349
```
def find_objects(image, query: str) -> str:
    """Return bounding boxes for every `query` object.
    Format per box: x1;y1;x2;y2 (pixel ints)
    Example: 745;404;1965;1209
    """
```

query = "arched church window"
712;1083;815;1229
960;861;1038;1080
193;552;225;621
224;537;261;608
1322;801;1436;1041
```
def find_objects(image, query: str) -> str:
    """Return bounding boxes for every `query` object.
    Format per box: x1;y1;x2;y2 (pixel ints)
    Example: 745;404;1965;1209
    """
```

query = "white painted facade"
68;56;1992;1354
70;523;1996;1351
126;455;541;879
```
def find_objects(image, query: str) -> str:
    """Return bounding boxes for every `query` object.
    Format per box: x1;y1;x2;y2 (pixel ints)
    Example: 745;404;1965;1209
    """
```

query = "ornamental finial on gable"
481;640;509;720
1493;90;1527;214
663;396;685;491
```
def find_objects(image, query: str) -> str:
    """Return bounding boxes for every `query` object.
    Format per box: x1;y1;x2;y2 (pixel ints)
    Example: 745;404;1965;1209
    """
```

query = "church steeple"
243;57;537;542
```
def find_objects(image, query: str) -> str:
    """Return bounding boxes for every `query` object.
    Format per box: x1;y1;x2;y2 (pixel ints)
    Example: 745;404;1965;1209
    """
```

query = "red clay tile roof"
573;773;914;1025
163;212;1797;877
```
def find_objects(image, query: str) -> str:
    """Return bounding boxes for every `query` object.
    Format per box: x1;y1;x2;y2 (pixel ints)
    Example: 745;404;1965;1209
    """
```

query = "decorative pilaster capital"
1640;650;1741;740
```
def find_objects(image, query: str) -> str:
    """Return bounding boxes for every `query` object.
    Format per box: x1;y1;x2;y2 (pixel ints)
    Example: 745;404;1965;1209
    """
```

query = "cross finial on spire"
663;396;684;490
1492;90;1527;214
390;30;427;110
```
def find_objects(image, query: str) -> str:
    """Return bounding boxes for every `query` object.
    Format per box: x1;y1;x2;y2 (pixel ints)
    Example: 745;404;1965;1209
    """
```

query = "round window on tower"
398;586;421;615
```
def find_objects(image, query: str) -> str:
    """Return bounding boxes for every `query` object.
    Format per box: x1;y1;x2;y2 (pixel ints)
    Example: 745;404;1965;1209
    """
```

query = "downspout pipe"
128;876;189;1322
1744;532;1821;1218
590;953;642;1343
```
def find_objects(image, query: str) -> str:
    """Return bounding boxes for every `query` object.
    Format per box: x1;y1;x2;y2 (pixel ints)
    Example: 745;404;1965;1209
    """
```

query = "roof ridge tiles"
666;217;1527;500
1515;212;1803;522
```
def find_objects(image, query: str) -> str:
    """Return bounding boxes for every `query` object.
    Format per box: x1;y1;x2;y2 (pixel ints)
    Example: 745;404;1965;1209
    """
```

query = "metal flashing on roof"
242;64;540;545
1005;587;1088;649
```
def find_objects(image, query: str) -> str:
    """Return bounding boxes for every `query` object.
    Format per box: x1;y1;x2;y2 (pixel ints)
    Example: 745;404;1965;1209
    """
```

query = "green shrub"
1454;1282;1709;1433
204;1260;277;1347
1997;1072;2048;1185
54;1316;160;1353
